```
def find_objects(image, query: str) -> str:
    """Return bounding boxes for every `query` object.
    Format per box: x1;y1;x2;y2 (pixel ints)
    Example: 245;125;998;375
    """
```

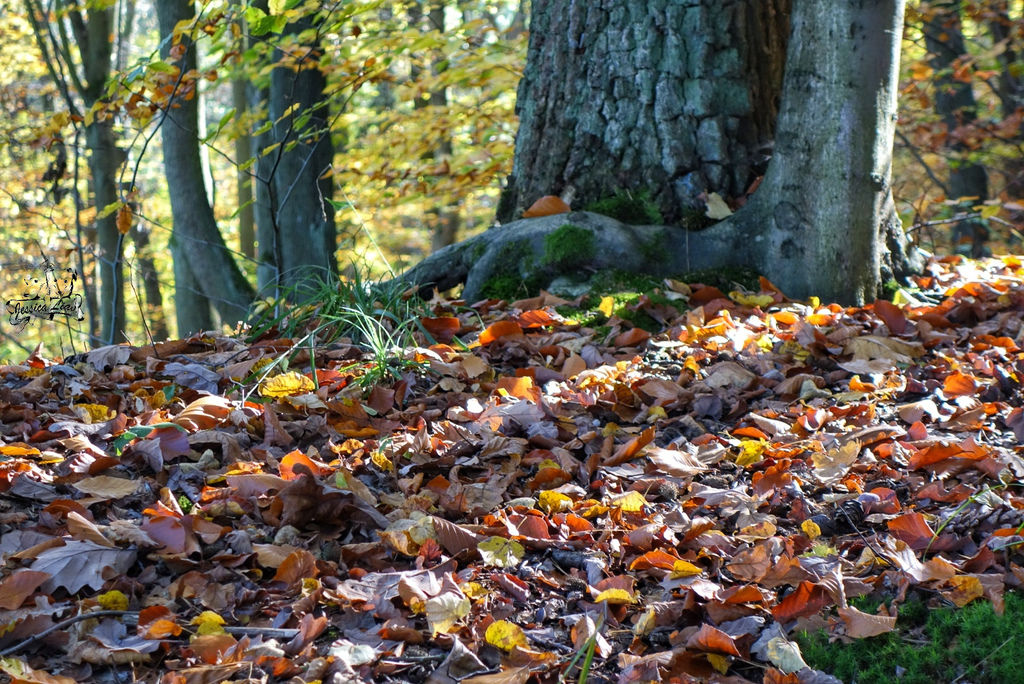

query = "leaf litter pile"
3;256;1024;683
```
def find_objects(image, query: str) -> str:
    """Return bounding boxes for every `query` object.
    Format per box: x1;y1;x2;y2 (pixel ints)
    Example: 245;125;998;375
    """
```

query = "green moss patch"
555;269;679;332
798;592;1024;684
480;240;542;300
542;224;595;269
585;189;664;225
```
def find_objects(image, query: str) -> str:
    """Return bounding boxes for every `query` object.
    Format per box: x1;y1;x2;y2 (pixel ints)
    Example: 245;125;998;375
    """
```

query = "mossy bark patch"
542;224;595;269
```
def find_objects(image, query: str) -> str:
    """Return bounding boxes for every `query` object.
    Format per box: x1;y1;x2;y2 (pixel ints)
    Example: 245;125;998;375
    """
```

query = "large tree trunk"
722;0;913;302
496;0;790;225
156;0;254;334
925;0;989;255
400;0;920;305
260;13;336;296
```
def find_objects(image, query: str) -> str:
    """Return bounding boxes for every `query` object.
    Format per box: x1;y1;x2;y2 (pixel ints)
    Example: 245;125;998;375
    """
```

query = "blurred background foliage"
0;0;1020;360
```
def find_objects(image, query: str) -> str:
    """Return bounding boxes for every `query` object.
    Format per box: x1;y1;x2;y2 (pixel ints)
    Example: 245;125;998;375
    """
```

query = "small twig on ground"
0;610;136;656
0;609;301;656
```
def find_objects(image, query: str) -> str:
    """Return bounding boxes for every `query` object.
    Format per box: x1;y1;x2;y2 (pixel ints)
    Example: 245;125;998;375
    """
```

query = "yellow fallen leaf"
609;490;647;512
801;519;821;541
259;371;315;398
76;403;114;423
461;581;488;599
485;620;528;651
425;593;471;635
594;588;635;604
735;439;766;467
477;537;524;568
705;192;733;219
670;560;703;578
598;296;615;318
190;611;226;635
538;490;573;514
707;653;731;674
729;291;774;308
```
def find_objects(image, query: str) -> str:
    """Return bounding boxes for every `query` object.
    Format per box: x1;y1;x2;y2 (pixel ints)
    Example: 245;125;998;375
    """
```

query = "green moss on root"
480;241;541;300
585;189;664;225
542;224;595;269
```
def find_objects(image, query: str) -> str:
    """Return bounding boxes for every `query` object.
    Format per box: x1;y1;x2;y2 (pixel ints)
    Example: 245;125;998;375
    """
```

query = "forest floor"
1;255;1024;683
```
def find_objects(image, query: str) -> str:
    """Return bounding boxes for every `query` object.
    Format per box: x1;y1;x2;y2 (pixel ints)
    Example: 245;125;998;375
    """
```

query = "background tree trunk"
27;0;129;344
986;1;1023;202
496;0;790;225
156;0;253;335
85;117;127;343
263;14;336;295
925;0;989;255
410;1;461;252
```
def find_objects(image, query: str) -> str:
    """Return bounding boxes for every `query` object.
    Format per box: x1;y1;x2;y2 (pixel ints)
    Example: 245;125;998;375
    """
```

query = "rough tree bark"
495;0;790;225
156;0;254;334
402;0;920;305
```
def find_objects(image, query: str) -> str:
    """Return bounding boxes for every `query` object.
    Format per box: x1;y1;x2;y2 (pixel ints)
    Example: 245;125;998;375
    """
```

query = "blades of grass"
925;485;994;556
560;613;604;684
577;631;597;684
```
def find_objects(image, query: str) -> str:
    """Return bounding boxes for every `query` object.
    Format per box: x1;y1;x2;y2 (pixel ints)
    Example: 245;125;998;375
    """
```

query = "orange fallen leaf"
887;512;935;550
687;623;742;656
0;570;50;610
522;195;569;218
477;320;523;345
942;371;978;397
421;316;461;343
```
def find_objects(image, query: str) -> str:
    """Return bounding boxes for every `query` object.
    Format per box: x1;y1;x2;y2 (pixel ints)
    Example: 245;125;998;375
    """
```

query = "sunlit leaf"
259;371;315;398
190;611;226;636
484;620;528;651
477;536;524;568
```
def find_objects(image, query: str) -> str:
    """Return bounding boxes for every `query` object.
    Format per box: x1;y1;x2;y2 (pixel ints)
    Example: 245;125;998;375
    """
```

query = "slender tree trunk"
130;222;169;341
85;118;127;343
497;0;790;225
230;0;255;260
265;13;336;295
156;0;253;334
410;1;460;251
233;82;256;260
925;0;989;255
73;2;126;344
987;1;1024;200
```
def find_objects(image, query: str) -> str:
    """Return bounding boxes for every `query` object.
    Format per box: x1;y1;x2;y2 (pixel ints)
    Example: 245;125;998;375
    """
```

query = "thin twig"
0;609;301;657
0;609;135;656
